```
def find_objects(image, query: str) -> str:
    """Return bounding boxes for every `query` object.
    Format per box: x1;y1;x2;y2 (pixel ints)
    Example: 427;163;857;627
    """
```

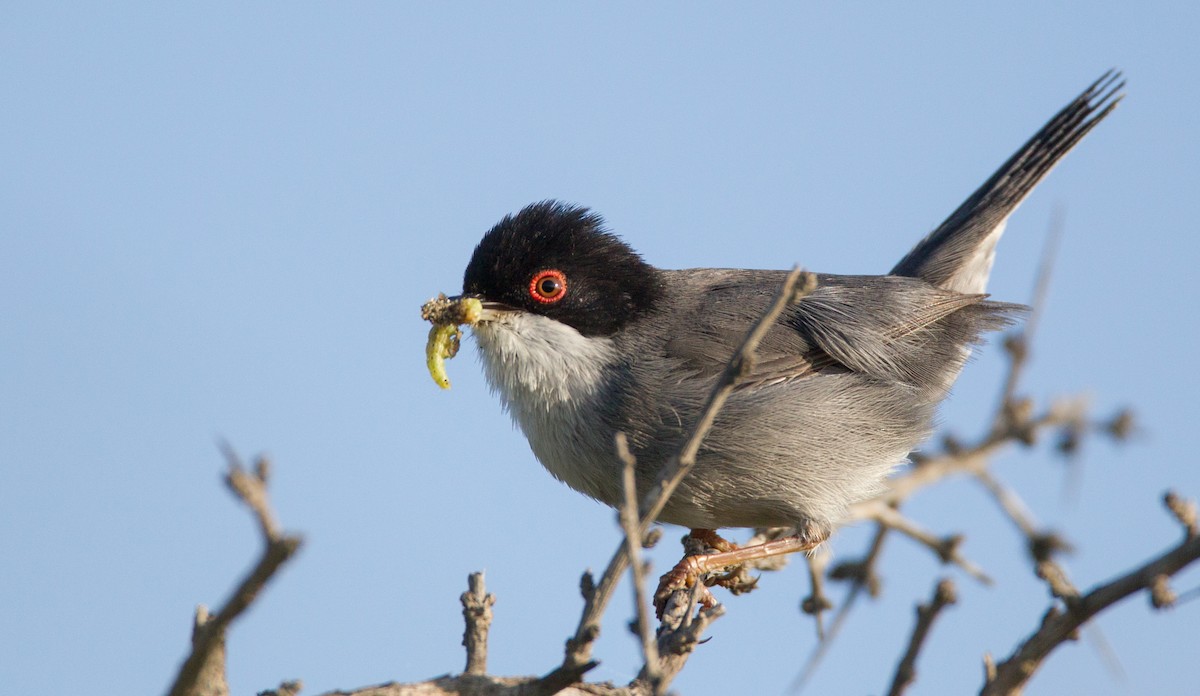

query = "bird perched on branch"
423;72;1123;612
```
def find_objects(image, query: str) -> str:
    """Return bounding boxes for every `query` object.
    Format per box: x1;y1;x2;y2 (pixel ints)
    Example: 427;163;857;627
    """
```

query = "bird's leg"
682;529;756;593
654;522;829;617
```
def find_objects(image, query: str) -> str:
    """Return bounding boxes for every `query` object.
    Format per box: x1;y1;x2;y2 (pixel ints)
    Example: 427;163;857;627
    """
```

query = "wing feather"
659;271;1022;390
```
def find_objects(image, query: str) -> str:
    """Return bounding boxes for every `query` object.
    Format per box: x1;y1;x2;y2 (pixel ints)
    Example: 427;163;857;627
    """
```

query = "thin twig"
616;433;662;692
886;578;958;696
167;448;304;696
854;500;992;585
652;599;727;689
995;203;1066;413
801;546;833;640
877;397;1090;507
643;267;818;525
791;524;890;693
974;469;1041;540
557;268;818;674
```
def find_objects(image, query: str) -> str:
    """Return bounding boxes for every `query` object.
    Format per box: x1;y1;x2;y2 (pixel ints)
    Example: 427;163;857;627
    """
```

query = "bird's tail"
891;71;1123;294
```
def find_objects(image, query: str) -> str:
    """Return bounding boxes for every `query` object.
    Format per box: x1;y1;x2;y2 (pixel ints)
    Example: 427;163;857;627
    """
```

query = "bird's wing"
661;271;1020;389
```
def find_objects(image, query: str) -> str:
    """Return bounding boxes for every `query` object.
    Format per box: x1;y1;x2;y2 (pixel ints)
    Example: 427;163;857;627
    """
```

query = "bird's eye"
529;269;567;304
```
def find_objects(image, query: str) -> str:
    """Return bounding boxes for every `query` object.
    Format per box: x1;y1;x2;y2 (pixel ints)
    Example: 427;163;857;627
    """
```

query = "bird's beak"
455;295;518;325
420;293;516;329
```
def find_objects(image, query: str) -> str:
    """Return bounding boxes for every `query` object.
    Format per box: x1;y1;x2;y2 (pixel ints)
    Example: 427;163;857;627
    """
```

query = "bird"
431;71;1123;609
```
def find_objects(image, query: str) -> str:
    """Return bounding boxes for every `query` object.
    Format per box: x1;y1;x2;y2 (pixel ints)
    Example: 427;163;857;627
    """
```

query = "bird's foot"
710;565;760;595
653;525;829;618
684;529;759;594
653;553;719;619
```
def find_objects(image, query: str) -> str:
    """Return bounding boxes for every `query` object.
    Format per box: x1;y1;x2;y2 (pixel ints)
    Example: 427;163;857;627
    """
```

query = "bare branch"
167;448;304;696
981;492;1200;696
886;578;958;696
650;592;727;690
461;573;496;676
557;561;617;676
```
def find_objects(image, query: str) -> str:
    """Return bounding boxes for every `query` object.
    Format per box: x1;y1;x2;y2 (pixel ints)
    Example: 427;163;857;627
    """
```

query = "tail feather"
891;71;1124;293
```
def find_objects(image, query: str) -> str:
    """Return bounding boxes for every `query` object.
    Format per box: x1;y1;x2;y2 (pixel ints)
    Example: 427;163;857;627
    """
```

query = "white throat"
470;312;621;504
471;312;617;409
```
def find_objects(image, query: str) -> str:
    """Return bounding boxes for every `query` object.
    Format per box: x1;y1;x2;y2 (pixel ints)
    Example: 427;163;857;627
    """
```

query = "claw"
710;567;760;595
653;527;827;618
654;563;718;619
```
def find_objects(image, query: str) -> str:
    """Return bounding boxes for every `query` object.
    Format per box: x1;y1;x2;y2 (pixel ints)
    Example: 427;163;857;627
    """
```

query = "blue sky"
3;3;1199;695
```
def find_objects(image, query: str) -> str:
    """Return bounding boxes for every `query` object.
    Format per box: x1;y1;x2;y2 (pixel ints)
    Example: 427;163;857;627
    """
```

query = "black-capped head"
462;201;664;337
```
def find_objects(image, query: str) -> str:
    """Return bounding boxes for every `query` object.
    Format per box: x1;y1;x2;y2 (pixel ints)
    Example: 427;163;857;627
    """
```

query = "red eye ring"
529;269;568;304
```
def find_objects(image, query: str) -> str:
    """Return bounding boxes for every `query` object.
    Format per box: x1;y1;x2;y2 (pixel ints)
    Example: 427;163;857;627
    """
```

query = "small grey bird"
434;72;1122;603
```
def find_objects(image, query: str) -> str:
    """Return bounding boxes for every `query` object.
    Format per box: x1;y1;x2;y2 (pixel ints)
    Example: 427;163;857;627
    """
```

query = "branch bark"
461;573;495;676
981;492;1200;696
